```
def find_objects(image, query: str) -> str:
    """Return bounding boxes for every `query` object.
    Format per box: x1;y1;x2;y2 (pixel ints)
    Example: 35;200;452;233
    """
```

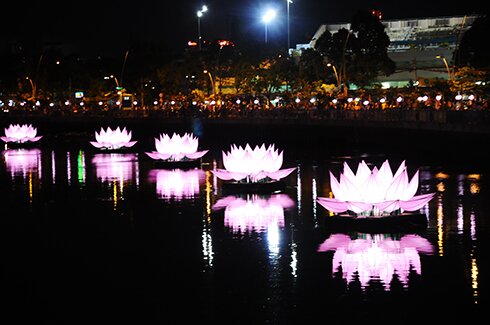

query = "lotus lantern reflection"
212;194;295;233
90;126;137;150
317;160;435;216
318;233;434;289
148;168;205;200
211;144;296;183
1;124;43;143
145;132;208;162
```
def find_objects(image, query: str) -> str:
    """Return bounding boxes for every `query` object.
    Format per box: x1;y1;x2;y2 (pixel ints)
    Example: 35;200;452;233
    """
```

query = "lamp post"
203;70;215;97
105;75;120;88
26;77;36;100
436;55;451;81
197;5;208;51
327;63;340;89
262;9;276;44
287;0;293;52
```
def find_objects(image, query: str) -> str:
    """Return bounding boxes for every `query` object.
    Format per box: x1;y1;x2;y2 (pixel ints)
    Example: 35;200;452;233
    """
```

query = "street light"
436;55;451;81
105;75;120;88
262;9;276;44
203;70;216;97
197;5;208;51
327;63;340;89
286;0;293;52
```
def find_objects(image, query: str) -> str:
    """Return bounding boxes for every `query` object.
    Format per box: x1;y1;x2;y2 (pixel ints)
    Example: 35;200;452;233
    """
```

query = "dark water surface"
0;122;488;324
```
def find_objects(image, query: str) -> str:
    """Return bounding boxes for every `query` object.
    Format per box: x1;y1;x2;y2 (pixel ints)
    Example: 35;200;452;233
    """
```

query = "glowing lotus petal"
211;143;295;183
318;160;435;216
145;132;208;162
1;124;43;143
90;126;137;150
212;194;295;233
318;233;434;289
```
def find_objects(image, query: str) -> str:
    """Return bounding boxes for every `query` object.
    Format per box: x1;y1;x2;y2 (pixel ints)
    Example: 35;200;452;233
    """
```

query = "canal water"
0;125;488;323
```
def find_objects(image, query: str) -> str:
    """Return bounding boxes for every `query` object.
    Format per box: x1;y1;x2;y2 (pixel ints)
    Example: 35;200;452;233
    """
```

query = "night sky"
2;0;488;55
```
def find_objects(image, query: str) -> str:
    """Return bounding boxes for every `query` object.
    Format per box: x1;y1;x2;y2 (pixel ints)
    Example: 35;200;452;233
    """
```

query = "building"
304;14;482;88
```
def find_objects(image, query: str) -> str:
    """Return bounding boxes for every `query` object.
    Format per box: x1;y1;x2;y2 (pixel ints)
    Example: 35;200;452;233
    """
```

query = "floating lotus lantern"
211;144;296;185
318;233;434;289
317;160;435;217
90;126;137;150
212;194;295;234
1;124;43;143
145;132;208;163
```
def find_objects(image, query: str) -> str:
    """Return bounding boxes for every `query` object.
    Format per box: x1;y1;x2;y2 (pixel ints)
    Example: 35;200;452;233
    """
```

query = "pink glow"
148;168;205;200
145;132;208;162
90;126;137;150
92;153;138;182
318;233;434;289
317;160;435;216
212;194;295;233
211;144;296;183
2;148;41;176
1;124;43;143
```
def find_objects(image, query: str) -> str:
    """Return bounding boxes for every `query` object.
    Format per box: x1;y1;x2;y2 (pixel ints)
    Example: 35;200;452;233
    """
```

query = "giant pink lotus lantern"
90;126;137;150
211;144;296;184
212;194;295;233
317;160;435;217
148;168;205;200
318;233;434;289
145;132;208;162
1;124;43;143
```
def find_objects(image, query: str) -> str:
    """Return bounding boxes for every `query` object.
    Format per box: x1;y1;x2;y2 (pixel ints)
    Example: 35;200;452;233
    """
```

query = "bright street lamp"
262;9;276;44
197;5;208;51
436;55;451;81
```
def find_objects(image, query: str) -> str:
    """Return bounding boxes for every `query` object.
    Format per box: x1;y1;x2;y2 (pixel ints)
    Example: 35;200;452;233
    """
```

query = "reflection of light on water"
296;164;301;215
206;170;212;216
470;210;476;241
457;174;464;196
213;194;294;234
67;152;71;185
267;223;280;256
471;249;479;305
290;242;297;278
318;233;434;290
202;219;214;268
470;182;480;194
3;148;42;179
312;176;317;225
457;203;464;235
51;151;56;184
148;168;204;200
92;153;139;209
437;195;444;256
77;150;86;185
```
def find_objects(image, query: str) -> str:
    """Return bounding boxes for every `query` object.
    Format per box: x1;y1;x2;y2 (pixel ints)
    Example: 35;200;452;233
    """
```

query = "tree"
313;9;395;93
454;15;490;70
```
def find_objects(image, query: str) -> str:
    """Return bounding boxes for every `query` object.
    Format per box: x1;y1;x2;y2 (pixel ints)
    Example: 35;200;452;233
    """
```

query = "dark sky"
3;0;488;55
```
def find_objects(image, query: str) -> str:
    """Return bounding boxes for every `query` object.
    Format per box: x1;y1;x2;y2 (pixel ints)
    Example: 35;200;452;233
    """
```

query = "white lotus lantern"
145;132;208;162
211;143;296;183
317;233;434;289
90;126;137;150
212;194;295;233
1;124;43;143
317;160;435;216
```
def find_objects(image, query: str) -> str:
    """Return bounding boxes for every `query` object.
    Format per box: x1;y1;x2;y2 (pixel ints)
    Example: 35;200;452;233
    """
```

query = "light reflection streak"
437;195;444;256
67;152;72;185
457;203;464;235
77;150;86;185
51;150;56;184
312;176;317;226
290;242;297;277
202;170;214;268
296;164;301;215
318;233;434;290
